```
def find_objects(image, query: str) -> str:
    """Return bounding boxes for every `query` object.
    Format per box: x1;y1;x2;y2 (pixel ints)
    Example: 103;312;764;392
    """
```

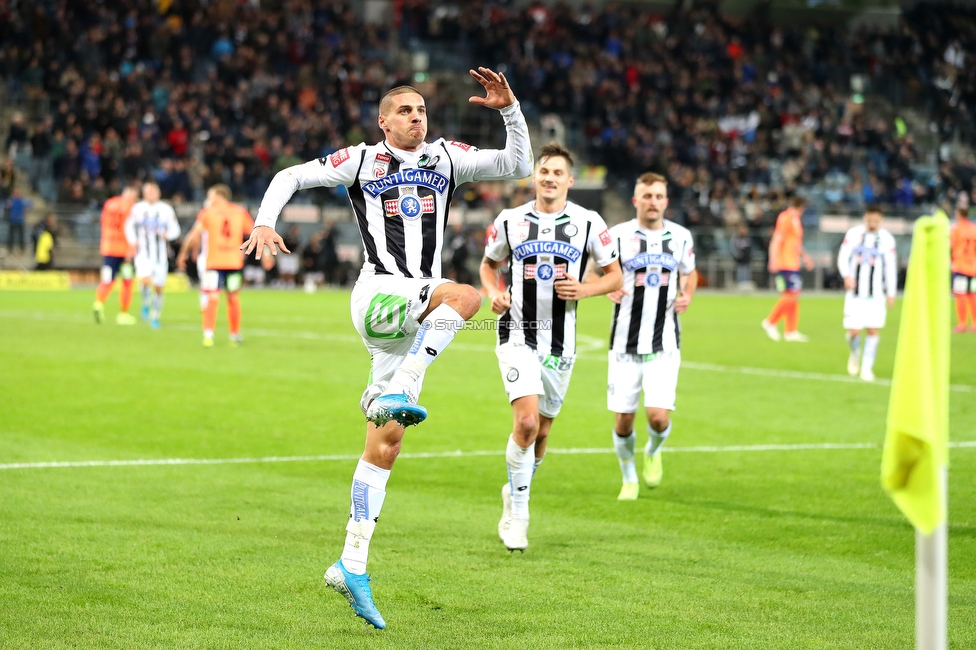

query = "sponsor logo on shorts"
506;368;519;382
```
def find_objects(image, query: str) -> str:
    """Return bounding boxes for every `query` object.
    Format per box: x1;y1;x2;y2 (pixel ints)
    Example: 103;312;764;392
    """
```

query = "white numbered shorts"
197;252;215;290
134;256;168;287
607;350;681;413
351;275;451;414
495;342;575;419
843;294;887;330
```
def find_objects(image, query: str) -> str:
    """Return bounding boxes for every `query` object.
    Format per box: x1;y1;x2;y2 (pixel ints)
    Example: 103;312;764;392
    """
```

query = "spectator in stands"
5;187;32;253
33;214;57;270
4;113;28;159
729;223;753;288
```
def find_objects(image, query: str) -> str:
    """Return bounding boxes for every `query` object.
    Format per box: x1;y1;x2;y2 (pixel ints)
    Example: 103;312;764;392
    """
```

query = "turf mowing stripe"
2;310;974;393
2;441;973;471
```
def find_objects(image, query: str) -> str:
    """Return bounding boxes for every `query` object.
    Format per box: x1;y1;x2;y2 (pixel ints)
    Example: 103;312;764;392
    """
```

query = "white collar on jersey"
530;200;570;218
382;141;430;165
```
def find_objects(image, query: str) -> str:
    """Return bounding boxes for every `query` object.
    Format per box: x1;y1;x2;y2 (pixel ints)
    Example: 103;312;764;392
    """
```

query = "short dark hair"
790;195;807;208
636;172;667;191
538;142;574;169
865;203;882;215
380;86;423;115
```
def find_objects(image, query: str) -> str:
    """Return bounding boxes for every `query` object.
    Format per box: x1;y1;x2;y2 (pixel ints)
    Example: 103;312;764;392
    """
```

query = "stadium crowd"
1;0;975;242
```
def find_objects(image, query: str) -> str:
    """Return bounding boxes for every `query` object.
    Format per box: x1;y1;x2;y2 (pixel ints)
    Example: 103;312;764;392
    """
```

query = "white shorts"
134;257;168;287
843;294;887;330
495;342;575;418
607;350;681;413
197;254;216;290
350;275;451;414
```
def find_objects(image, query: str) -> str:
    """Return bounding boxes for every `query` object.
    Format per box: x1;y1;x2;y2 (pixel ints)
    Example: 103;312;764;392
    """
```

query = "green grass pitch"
0;288;974;649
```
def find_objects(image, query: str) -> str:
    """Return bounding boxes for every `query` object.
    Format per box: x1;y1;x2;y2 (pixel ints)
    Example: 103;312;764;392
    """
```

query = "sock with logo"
613;429;638;484
507;435;534;520
341;459;391;575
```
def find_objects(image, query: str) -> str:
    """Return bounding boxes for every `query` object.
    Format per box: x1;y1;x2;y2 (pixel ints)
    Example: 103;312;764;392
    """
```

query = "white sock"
847;332;862;355
385;304;465;399
506;435;534;520
862;334;879;374
199;292;209;310
613;429;638;484
141;285;151;306
646;421;672;456
533;454;544;476
341;459;391;575
203;328;214;338
152;292;164;319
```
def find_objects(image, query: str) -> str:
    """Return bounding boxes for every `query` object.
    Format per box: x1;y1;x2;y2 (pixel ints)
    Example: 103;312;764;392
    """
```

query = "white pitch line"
1;441;973;471
1;310;974;393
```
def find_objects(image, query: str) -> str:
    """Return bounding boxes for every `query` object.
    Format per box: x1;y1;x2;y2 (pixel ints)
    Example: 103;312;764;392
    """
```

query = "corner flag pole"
880;212;950;650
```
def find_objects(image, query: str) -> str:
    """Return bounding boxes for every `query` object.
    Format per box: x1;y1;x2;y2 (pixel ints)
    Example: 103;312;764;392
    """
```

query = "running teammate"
951;194;976;333
762;196;814;342
837;205;897;382
177;184;254;347
124;182;180;329
242;69;532;628
481;143;622;550
93;184;138;325
606;173;697;500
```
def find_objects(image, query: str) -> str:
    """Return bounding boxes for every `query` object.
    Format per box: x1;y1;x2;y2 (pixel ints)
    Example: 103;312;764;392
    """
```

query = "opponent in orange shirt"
177;184;254;347
761;196;814;342
93;184;139;325
950;194;976;333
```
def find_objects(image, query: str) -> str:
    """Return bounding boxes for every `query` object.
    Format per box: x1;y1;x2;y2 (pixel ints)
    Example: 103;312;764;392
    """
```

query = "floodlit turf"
1;288;974;649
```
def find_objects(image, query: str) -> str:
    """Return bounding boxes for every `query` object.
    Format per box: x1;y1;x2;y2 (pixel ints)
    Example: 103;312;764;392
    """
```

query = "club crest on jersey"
525;256;566;283
624;252;678;272
563;223;578;237
385;187;434;221
373;153;391;178
512;240;582;263
362;169;449;198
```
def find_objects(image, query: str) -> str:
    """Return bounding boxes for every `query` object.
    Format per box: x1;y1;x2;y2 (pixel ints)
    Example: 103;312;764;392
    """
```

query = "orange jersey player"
93;185;139;325
177;184;254;347
950;194;976;333
761;196;814;342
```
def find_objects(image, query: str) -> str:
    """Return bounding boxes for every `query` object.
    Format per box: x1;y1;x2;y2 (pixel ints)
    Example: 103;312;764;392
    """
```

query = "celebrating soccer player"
124;182;180;329
950;193;976;332
837;205;897;382
762;196;814;342
177;184;254;347
241;68;532;628
480;143;622;550
93;184;139;325
606;173;697;500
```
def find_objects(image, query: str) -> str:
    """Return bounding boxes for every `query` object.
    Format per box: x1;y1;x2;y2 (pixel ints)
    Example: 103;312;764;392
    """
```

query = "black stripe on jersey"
867;239;879;299
348;150;388;275
609;236;622;349
419;184;437;278
625;236;647;354
549;218;577;357
651;236;673;353
673;240;686;350
498;217;513;346
380;157;411;276
522;219;540;349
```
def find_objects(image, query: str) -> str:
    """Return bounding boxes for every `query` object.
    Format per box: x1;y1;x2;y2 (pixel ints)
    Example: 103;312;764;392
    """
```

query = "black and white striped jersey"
608;219;696;355
485;200;618;357
125;200;180;264
837;225;897;299
254;102;532;280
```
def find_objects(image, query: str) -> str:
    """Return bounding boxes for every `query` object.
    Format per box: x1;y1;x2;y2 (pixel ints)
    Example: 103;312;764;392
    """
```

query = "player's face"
379;93;427;151
533;156;573;202
633;181;668;226
142;183;160;203
864;211;882;231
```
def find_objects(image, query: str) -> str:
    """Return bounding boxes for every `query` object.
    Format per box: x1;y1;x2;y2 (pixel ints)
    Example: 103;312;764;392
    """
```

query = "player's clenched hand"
490;290;511;314
176;252;188;271
843;276;856;291
554;276;588;301
674;292;693;314
607;288;630;304
241;225;290;260
886;296;896;310
468;67;516;110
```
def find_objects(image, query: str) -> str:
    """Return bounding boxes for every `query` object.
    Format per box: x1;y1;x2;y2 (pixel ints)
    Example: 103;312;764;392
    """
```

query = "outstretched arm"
454;67;533;184
176;222;204;271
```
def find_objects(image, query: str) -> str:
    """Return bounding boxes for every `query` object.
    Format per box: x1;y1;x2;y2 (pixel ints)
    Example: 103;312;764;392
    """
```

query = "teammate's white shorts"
198;253;217;290
607;350;681;413
495;342;575;418
843;294;887;330
134;257;168;287
351;275;451;414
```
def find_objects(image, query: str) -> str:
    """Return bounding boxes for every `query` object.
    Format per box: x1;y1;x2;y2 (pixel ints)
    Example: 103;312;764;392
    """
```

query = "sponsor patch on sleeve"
449;141;473;151
599;229;612;246
486;223;497;243
329;148;351;167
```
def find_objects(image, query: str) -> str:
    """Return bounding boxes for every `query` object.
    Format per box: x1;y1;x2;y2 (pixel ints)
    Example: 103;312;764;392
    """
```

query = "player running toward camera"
481;143;622;551
93;184;139;325
177;184;254;347
125;182;180;329
242;69;532;628
606;173;697;500
762;196;814;342
837;205;897;382
950;194;976;333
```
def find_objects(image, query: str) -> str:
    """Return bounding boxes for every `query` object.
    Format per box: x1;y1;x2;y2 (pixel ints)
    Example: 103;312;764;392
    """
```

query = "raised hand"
240;225;291;260
468;67;516;111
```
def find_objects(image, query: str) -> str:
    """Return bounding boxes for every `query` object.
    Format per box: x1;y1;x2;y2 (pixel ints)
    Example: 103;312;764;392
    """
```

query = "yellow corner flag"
881;212;950;534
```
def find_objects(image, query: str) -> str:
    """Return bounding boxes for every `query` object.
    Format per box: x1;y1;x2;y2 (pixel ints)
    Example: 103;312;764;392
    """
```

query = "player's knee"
615;413;636;435
648;412;670;432
448;284;481;319
513;413;539;442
